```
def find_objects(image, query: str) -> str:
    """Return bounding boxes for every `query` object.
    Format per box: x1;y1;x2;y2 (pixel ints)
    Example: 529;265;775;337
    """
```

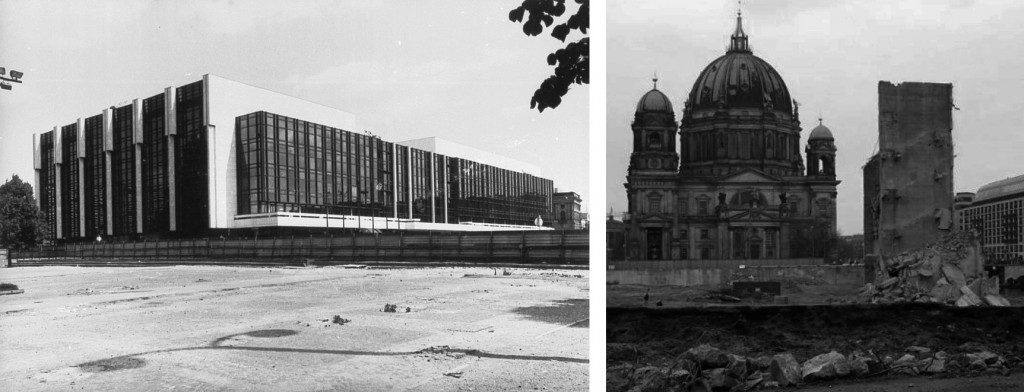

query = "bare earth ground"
0;265;588;391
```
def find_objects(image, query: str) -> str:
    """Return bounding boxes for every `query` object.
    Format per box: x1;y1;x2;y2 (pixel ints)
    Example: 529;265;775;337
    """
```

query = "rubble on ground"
608;343;1014;391
859;231;1010;307
331;315;350;325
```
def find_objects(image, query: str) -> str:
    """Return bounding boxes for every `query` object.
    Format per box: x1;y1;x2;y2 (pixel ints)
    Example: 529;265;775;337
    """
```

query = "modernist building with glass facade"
33;74;554;241
958;174;1024;263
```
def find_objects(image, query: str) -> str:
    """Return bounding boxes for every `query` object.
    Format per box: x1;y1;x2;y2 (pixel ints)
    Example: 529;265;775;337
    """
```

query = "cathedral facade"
623;12;840;261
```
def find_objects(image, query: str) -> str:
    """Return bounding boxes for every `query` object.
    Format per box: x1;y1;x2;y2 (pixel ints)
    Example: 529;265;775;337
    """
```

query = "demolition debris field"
607;303;1024;391
0;265;589;391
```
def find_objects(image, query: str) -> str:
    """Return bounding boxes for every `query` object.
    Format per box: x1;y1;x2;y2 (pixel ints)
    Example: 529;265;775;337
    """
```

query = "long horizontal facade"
34;75;554;241
958;175;1024;264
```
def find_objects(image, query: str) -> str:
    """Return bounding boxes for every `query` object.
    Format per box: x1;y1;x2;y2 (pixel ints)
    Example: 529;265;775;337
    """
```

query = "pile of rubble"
608;343;1015;391
859;231;1011;306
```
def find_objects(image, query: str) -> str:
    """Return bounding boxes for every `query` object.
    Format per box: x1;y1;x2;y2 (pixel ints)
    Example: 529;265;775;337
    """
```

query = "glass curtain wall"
142;93;169;233
39;132;56;239
110;105;136;236
60;123;80;239
175;81;208;234
82;115;105;238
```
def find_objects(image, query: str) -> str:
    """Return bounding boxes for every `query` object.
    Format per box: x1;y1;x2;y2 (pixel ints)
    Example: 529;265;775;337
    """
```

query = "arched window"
647;132;662;149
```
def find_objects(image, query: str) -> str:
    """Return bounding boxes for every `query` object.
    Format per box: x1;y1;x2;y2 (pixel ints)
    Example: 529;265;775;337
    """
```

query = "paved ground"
0;265;589;391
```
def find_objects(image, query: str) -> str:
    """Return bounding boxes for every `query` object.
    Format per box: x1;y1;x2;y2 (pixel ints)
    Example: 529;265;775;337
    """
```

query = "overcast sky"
607;0;1024;235
0;0;589;211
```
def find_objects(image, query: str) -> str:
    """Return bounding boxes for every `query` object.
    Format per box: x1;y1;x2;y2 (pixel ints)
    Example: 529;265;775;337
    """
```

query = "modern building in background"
958;175;1024;263
33;74;558;242
863;82;955;258
619;12;840;261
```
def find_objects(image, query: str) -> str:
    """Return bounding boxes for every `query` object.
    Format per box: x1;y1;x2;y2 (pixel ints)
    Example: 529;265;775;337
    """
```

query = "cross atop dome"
729;1;751;53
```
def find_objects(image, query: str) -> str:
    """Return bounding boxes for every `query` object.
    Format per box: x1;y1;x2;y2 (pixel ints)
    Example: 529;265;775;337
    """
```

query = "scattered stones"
801;351;846;381
769;353;802;387
906;346;931;354
703;368;739;391
684;344;730;369
331;315;350;325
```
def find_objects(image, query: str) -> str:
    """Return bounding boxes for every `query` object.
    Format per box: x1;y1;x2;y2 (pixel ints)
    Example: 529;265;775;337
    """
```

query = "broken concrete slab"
941;264;967;288
801;351;846;381
984;294;1011;307
769;353;802;387
684;344;730;369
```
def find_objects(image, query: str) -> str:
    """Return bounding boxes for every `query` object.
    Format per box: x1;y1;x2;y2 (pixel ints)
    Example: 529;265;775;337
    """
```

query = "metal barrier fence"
11;230;589;265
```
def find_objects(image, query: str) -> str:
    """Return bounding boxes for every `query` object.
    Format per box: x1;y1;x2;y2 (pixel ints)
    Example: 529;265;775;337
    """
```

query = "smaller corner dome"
808;122;834;141
636;88;673;114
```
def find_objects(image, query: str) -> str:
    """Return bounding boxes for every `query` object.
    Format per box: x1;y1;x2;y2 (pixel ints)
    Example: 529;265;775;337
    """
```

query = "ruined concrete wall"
863;155;881;255
876;81;954;258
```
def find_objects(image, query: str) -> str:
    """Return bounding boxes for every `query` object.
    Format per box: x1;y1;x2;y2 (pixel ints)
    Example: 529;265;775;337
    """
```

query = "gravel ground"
0;265;589;391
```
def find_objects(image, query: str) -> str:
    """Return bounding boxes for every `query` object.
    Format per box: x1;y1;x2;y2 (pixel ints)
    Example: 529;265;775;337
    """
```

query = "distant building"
619;12;839;261
552;191;583;230
953;192;976;232
33;74;556;242
863;81;955;259
958;175;1024;263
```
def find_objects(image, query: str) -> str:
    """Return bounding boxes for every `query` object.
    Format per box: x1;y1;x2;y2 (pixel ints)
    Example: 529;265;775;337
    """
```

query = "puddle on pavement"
244;329;299;338
512;298;589;327
77;356;146;372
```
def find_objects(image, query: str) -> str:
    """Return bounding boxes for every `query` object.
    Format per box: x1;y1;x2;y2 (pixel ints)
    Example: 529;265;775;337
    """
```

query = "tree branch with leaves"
509;0;589;112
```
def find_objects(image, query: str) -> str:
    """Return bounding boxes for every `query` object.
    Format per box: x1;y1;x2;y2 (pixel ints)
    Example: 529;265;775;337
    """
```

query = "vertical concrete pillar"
32;134;41;208
78;118;86;237
430;152;436;223
392;146;398;219
718;221;728;259
688;223;696;260
53;126;63;239
780;222;791;259
133;98;144;234
165;86;177;231
443;156;449;224
407;148;413;219
103;108;114;236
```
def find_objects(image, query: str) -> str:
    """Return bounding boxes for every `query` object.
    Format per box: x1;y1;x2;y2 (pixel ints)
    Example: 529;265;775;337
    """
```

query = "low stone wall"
607;261;866;287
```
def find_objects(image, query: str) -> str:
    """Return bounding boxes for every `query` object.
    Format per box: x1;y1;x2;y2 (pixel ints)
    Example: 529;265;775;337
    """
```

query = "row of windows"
642;194;807;216
236;112;553;226
82;115;105;238
680;130;799;163
110;105;137;236
37;81;207;240
60;124;80;239
39;133;56;239
142;93;169;233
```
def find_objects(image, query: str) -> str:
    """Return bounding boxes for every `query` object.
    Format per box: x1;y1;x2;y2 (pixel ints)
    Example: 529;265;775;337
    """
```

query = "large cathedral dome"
685;13;792;114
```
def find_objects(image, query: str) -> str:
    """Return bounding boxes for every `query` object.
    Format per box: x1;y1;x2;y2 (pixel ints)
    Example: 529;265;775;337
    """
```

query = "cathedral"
623;11;840;261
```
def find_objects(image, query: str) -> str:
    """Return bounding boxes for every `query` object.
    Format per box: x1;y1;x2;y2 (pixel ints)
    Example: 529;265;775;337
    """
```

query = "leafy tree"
509;0;589;112
0;175;47;250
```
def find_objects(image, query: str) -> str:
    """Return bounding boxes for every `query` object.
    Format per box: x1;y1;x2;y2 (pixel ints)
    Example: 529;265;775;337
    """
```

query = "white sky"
607;0;1024;235
0;0;589;211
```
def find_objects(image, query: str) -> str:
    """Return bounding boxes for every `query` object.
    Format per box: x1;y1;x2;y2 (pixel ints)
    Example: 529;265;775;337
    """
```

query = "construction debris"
611;343;1012;390
331;315;350;325
859;231;1011;306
